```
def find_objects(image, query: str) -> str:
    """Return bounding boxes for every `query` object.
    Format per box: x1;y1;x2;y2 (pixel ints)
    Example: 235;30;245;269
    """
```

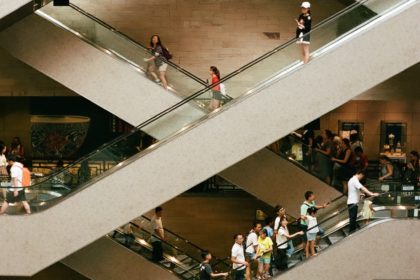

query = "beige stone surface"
279;219;420;280
220;149;341;218
0;14;184;126
0;0;31;19
0;2;417;276
0;49;76;97
62;237;179;280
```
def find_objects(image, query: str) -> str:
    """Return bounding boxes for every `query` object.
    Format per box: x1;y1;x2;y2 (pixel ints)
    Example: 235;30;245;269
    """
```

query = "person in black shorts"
0;155;31;214
296;2;312;63
199;250;228;280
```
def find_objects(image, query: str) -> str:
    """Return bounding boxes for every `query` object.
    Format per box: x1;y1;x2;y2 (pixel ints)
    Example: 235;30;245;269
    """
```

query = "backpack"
162;47;172;60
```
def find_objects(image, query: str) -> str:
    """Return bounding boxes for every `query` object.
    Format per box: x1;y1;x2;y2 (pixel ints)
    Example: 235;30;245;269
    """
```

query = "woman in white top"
306;207;319;257
277;217;303;270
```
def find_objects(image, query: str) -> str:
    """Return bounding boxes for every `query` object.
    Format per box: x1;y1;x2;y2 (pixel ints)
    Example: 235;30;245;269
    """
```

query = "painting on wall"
338;121;364;141
380;121;407;153
31;115;90;159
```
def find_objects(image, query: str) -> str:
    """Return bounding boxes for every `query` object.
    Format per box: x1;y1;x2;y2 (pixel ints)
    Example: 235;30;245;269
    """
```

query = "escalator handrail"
35;1;208;87
126;222;204;265
21;0;381;189
128;220;232;271
112;227;203;277
138;215;211;254
276;191;390;249
16;0;405;198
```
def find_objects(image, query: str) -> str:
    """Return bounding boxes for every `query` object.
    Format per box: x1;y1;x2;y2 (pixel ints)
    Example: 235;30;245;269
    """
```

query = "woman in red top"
209;66;222;111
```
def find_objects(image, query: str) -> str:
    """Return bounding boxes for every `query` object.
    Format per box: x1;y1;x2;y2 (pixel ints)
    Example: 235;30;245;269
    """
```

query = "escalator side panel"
0;0;32;31
0;2;418;276
219;149;341;218
0;14;180;126
62;237;179;280
279;219;420;280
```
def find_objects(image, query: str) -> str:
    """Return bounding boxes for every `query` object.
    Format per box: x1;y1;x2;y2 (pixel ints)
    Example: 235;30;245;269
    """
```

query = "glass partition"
36;2;208;100
109;216;231;279
1;0;412;215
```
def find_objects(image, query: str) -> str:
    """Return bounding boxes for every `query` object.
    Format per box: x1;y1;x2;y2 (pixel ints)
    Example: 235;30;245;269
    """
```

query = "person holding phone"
296;2;312;63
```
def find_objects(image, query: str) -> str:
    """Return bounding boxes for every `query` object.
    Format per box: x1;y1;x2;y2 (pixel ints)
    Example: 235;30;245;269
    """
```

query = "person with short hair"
306;207;319;258
199;250;228;280
300;191;328;257
0;155;31;214
150;206;165;263
255;229;273;279
231;234;248;280
347;171;379;233
245;222;262;279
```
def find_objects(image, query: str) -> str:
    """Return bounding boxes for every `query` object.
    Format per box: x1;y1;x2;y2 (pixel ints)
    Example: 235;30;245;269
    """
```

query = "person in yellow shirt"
255;229;273;280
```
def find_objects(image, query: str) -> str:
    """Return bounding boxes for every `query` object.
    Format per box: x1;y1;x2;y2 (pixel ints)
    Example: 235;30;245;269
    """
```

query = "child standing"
255;229;273;280
361;198;375;225
295;2;312;64
306;207;319;258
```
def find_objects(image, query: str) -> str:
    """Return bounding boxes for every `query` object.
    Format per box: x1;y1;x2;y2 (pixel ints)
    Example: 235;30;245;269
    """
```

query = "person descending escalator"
295;2;312;64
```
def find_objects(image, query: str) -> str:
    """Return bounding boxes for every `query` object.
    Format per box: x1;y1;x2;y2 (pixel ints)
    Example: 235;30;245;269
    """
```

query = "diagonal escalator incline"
0;0;208;128
0;0;418;276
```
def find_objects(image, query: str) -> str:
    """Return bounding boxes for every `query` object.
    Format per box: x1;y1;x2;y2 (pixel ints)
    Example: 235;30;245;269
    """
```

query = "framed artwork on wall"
338;121;364;141
380;121;407;153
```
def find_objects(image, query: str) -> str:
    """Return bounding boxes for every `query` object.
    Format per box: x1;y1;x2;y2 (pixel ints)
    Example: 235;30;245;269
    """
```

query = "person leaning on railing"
199;250;228;280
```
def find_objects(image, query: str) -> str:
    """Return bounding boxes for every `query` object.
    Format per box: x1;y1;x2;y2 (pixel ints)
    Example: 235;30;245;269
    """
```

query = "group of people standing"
229;191;330;280
295;129;420;194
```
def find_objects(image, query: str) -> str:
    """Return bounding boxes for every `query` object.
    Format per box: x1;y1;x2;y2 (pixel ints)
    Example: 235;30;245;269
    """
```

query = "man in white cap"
296;2;312;63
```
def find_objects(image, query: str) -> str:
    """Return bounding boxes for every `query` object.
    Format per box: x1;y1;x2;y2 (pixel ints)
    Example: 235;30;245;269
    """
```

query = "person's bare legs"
0;201;8;214
159;71;168;90
147;64;159;82
22;201;31;214
209;99;221;111
264;263;270;278
305;240;310;258
257;262;264;279
302;44;310;64
310;240;316;256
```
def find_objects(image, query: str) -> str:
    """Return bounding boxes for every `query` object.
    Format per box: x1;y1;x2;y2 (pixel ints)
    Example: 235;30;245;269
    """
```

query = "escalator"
0;1;208;126
65;188;420;280
60;215;231;280
0;0;418;276
275;188;420;279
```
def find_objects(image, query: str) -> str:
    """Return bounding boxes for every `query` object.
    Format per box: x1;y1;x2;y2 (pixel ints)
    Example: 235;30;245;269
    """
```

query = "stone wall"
71;0;347;78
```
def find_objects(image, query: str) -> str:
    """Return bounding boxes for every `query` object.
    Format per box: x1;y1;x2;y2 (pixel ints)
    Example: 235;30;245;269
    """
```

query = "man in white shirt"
347;171;379;233
231;234;248;280
0;155;30;214
245;222;261;279
150;206;165;262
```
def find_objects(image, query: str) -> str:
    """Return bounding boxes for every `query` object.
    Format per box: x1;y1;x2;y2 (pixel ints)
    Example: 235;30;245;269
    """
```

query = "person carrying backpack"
144;34;171;90
0;155;31;214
